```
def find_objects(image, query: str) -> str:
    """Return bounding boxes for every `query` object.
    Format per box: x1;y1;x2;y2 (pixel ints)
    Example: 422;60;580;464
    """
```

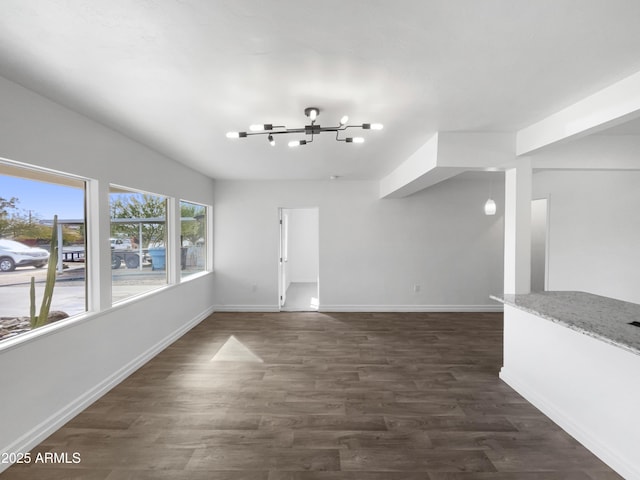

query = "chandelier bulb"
339;115;349;126
250;124;273;131
226;131;247;139
268;134;275;146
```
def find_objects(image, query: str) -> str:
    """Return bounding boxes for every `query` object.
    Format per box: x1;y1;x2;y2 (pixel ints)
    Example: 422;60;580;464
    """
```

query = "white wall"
213;174;504;311
286;208;319;284
533;170;640;304
0;75;215;466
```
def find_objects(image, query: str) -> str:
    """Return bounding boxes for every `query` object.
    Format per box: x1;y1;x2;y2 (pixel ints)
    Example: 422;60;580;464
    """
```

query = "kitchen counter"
491;291;640;355
495;290;640;478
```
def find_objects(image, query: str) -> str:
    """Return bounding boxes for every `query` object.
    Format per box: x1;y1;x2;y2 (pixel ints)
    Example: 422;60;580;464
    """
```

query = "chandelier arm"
269;130;298;136
334;125;356;139
245;127;306;136
315;126;342;132
335;124;362;141
247;125;350;136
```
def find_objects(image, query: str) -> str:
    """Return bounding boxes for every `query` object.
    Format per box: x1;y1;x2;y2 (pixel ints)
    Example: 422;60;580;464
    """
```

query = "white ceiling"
1;0;640;180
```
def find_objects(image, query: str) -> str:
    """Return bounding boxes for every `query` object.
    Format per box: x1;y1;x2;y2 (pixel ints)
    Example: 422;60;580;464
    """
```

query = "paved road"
0;284;86;318
0;264;167;318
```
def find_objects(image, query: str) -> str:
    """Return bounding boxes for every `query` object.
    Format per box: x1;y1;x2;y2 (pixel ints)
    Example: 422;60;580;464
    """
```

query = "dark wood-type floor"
2;312;622;479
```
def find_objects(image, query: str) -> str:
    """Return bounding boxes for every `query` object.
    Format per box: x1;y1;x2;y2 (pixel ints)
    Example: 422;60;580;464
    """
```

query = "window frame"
0;157;90;346
108;184;171;305
179;199;211;281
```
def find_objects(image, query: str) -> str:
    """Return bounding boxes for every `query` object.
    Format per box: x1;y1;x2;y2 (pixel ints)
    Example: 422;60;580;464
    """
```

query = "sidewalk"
0;264;166;318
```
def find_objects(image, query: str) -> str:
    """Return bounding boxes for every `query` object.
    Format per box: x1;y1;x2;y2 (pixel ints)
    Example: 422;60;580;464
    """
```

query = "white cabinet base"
501;305;640;479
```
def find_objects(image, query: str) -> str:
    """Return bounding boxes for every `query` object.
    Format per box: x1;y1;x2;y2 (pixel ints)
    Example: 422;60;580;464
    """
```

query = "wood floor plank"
291;430;433;449
384;415;519;433
154;429;294;448
186;447;340;471
0;312;623;478
339;447;497;472
0;468;112;480
259;415;388;431
106;471;268;480
427;473;594;480
268;473;429;480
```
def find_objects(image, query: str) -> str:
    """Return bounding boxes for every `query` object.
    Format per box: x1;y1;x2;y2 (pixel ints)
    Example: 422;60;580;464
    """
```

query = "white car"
110;238;133;250
0;239;50;272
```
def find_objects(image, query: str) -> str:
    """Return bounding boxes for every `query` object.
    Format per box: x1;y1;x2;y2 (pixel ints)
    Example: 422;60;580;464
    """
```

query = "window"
1;161;210;344
1;162;86;343
109;186;167;303
180;200;208;279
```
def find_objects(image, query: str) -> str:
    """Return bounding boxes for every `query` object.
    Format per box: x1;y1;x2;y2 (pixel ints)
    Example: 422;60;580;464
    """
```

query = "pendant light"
484;198;497;215
484;176;496;215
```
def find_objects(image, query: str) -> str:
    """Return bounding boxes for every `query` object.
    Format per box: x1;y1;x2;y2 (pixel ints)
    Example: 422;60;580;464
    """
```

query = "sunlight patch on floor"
211;335;264;363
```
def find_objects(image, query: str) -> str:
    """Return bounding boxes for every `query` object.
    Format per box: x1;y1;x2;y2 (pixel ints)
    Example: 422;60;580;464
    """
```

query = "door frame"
278;207;320;311
278;208;288;309
531;197;551;291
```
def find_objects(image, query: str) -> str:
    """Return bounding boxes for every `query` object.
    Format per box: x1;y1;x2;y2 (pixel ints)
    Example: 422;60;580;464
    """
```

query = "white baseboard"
0;305;214;474
213;305;280;312
320;304;504;312
500;367;638;480
213;304;503;313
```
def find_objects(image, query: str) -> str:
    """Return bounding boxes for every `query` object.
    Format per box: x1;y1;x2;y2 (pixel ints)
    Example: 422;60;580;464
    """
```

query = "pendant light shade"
484;198;497;216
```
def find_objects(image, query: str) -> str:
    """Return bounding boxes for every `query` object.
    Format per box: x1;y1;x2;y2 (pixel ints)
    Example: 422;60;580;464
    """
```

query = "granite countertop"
491;291;640;355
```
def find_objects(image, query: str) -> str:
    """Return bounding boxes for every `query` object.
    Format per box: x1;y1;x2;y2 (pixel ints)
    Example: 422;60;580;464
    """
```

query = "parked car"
110;238;133;250
0;239;50;272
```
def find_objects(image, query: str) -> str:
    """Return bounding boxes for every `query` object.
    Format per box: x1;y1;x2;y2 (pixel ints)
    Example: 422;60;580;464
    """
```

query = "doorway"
279;207;319;311
531;198;549;292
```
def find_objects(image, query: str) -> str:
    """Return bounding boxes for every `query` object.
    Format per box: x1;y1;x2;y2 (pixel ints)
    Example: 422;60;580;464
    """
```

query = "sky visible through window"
0;175;84;220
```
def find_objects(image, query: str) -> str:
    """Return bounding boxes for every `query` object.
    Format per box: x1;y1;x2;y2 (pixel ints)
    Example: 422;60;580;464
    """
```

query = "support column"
504;158;532;294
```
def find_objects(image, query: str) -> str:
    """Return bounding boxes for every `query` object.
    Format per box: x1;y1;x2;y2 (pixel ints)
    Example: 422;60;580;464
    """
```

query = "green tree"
0;196;18;237
180;202;206;245
0;196;17;214
110;193;166;247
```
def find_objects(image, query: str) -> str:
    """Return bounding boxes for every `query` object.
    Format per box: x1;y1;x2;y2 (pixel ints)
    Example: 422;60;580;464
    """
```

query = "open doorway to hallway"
279;207;319;311
531;198;549;292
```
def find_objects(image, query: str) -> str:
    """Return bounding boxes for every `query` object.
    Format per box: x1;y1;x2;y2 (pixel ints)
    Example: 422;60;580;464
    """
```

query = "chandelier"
225;107;383;147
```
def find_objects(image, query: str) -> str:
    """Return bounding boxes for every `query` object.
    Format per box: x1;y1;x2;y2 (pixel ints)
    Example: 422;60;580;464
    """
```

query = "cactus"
29;215;59;329
29;277;35;321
